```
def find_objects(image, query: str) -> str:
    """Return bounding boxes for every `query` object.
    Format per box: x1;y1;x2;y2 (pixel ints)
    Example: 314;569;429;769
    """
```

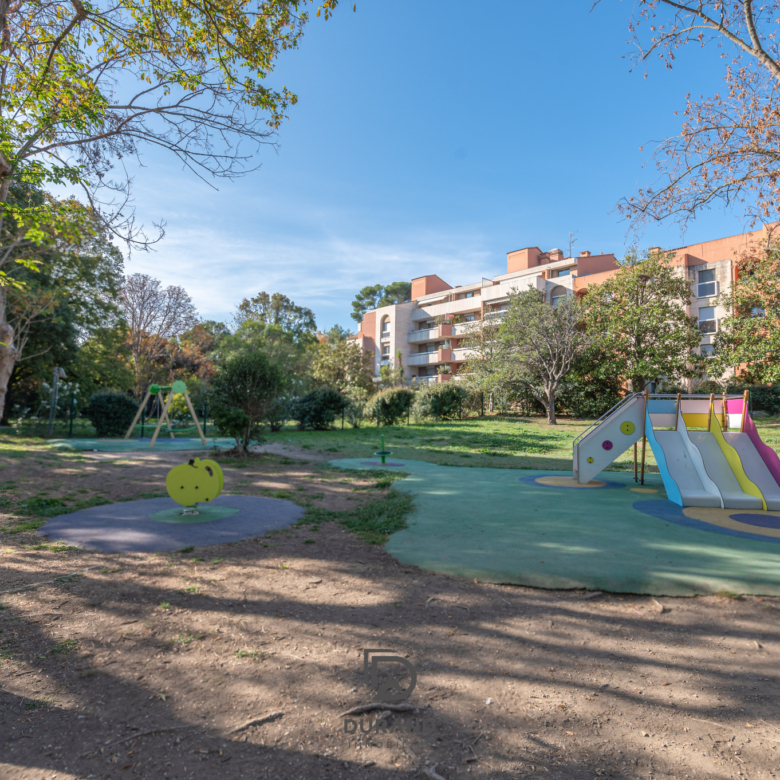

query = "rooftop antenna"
568;231;578;258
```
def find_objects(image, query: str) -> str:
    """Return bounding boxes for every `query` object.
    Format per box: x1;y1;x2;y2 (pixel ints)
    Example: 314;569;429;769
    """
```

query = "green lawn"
265;415;659;472
267;414;780;472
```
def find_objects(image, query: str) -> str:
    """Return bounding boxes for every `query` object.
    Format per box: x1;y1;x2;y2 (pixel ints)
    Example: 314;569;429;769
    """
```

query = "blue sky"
122;0;744;332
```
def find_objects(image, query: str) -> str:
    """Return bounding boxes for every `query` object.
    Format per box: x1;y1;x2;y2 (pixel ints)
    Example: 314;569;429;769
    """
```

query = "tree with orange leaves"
608;1;780;228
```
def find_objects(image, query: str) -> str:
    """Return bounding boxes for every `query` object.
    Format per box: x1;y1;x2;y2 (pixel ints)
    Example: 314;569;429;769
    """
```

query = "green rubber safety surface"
333;459;780;597
48;438;237;452
149;506;239;524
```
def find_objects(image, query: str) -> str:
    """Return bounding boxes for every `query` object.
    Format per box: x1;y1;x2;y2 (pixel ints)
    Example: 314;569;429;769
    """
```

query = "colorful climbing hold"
602;440;613;451
620;421;636;435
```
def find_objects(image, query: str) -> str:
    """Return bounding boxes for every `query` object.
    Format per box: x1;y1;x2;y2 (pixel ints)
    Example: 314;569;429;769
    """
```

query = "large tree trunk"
0;316;18;423
546;385;557;425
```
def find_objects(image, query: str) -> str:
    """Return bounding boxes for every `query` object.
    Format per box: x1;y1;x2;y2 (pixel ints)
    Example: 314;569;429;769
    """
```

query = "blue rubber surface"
40;495;303;553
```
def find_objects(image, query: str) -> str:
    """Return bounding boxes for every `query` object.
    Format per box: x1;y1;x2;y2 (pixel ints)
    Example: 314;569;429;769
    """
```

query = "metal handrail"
573;392;745;446
572;392;642;446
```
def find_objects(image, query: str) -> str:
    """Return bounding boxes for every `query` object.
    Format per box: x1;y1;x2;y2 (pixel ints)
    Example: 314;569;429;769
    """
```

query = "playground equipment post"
640;388;649;485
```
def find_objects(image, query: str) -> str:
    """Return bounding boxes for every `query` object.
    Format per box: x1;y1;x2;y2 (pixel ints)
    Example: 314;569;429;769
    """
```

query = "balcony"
407;323;452;342
481;274;547;302
412;296;482;320
408;327;437;343
451;347;473;362
451;322;476;336
413;374;451;385
408;352;440;366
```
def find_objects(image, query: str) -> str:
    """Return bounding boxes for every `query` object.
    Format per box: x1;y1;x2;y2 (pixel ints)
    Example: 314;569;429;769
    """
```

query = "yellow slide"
708;408;766;510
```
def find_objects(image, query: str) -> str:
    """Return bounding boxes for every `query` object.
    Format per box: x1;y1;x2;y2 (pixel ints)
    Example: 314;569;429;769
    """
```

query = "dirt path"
1;450;779;779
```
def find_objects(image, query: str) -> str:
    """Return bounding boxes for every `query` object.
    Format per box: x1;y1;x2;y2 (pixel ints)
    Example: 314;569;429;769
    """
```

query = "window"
464;291;473;299
697;268;718;298
555;268;571;278
381;344;390;356
752;306;766;318
700;344;715;357
698;305;717;333
464;314;475;322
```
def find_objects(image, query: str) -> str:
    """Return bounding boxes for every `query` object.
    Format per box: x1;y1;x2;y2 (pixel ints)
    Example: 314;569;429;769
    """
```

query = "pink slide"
726;399;780;488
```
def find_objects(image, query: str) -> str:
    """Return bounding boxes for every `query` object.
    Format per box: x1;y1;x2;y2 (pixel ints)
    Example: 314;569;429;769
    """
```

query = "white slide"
724;432;780;510
653;430;722;507
688;432;764;509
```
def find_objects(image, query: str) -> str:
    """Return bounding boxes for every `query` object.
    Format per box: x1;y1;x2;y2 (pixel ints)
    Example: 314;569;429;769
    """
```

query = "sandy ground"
1;446;779;779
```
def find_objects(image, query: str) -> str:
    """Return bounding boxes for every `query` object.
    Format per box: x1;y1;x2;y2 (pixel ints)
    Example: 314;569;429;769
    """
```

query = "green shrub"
692;379;724;395
557;377;623;419
266;397;289;432
211;405;251;440
209;352;284;452
725;383;780;415
83;391;138;437
290;386;347;430
411;384;468;421
343;387;370;428
370;387;414;425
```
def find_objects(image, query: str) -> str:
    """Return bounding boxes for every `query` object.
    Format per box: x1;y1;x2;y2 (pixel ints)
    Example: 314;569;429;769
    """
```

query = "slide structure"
573;393;780;509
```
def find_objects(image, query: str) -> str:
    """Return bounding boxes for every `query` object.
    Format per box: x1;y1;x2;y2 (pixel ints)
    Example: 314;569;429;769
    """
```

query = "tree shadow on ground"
2;522;778;779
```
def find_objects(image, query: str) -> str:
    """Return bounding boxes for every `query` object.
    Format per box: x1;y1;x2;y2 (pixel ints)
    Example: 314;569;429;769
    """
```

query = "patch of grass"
159;601;171;610
182;584;200;593
100;567;123;574
55;574;80;584
4;519;47;534
0;639;17;660
235;648;266;660
177;546;195;554
173;632;202;645
715;589;742;600
299;483;413;545
49;638;78;656
188;557;205;562
210;558;225;565
261;488;292;500
304;539;316;544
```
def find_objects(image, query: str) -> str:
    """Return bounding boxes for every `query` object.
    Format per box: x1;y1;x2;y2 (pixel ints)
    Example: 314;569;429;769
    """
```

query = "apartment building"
348;227;772;384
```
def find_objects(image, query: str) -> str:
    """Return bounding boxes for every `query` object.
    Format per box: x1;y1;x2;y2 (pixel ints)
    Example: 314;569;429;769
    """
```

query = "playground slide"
726;398;780;489
574;394;646;484
724;432;780;510
686;426;763;510
647;409;722;508
574;392;780;509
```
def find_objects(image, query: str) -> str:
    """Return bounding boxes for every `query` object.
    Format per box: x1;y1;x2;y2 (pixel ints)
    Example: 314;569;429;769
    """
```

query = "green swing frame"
124;380;207;446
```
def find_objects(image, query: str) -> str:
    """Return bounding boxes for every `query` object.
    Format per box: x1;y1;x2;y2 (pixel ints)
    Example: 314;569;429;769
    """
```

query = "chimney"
548;248;564;262
580;250;591;257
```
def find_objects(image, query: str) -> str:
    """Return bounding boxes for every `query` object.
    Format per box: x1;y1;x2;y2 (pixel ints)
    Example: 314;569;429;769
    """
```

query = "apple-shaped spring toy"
165;458;224;513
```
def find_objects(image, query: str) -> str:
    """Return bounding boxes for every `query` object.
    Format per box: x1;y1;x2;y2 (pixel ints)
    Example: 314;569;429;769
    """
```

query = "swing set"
124;380;207;446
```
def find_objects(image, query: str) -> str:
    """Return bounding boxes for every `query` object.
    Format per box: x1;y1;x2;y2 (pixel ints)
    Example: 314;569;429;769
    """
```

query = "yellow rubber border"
535;476;606;489
684;507;780;538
